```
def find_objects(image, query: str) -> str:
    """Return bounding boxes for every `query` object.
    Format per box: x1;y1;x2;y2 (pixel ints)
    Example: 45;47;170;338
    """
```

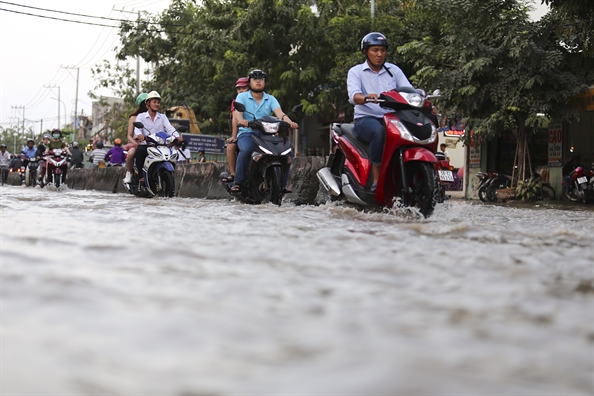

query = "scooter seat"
337;123;370;159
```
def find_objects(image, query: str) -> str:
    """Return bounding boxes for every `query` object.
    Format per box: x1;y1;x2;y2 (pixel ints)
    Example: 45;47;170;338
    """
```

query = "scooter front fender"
152;161;175;173
402;147;438;163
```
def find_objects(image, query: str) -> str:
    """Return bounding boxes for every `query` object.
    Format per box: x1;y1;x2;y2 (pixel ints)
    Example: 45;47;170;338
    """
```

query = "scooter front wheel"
265;166;283;206
403;161;437;218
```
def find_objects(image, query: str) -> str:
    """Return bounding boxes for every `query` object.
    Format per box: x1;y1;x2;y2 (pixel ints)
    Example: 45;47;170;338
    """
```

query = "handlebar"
364;96;385;103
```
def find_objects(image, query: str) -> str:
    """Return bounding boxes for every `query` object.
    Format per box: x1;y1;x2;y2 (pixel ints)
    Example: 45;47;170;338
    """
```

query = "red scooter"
317;87;440;218
41;149;69;189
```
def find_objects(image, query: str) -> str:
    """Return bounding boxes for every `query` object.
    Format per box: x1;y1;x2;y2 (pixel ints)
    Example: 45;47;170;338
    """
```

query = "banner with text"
548;123;562;167
182;134;225;155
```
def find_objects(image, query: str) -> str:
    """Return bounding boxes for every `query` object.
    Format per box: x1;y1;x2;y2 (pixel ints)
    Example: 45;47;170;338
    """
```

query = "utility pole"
112;8;141;95
371;0;375;30
11;105;25;140
44;85;60;129
61;66;80;134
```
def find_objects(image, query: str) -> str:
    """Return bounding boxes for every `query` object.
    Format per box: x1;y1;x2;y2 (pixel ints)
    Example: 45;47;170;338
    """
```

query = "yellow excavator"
166;105;201;134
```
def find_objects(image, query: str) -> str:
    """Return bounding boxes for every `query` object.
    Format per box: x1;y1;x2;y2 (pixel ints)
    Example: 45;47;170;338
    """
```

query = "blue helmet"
198;147;205;152
361;32;388;52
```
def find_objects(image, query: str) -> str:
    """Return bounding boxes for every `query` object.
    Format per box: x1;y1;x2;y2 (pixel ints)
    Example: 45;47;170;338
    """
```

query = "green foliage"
516;175;540;201
90;0;593;150
542;0;594;56
0;126;37;151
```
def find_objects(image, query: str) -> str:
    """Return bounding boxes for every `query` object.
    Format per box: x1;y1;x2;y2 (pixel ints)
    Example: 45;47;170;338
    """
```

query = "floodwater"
1;186;593;395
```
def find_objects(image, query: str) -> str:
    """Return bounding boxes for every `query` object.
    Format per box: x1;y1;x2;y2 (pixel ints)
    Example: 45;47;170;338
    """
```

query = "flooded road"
1;186;593;395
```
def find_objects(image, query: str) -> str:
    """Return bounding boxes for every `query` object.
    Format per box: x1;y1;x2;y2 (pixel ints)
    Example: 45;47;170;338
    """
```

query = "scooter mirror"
291;104;303;114
177;125;188;133
234;102;246;113
133;121;144;128
432;89;441;96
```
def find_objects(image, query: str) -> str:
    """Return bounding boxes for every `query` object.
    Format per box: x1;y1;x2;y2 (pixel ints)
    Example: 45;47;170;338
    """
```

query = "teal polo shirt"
235;91;280;137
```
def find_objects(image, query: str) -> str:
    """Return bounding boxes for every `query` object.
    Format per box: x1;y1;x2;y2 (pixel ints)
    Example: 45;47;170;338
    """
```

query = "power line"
0;1;185;27
0;7;193;35
0;8;121;28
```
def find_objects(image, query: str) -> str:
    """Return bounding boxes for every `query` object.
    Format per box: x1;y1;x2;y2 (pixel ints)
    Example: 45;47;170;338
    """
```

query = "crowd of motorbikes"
4;148;71;189
6;89;591;215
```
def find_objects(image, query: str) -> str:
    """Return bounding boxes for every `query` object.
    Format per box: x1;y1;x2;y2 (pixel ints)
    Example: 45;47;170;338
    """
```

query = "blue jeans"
235;132;291;188
353;116;385;166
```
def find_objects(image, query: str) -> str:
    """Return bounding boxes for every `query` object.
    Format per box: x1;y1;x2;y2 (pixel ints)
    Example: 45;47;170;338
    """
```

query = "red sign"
444;130;465;137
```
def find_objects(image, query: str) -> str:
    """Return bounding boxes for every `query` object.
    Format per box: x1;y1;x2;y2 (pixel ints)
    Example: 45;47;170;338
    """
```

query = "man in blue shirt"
347;32;413;191
232;69;298;194
21;139;41;163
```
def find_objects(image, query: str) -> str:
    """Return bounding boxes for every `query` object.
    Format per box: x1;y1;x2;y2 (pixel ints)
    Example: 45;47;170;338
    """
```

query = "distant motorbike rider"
232;69;298;194
21;138;40;161
197;147;206;163
38;134;50;156
90;141;108;168
0;144;10;184
69;142;84;169
21;139;41;181
347;32;413;191
44;129;71;155
104;138;126;166
124;91;182;185
41;129;71;182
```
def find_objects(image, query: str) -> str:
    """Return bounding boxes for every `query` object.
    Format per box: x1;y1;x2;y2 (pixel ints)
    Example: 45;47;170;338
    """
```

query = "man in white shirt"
0;144;11;184
124;91;181;184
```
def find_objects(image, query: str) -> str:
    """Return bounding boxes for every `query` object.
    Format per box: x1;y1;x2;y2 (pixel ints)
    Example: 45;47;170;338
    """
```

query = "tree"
0;126;35;153
398;0;594;184
542;0;594;56
93;0;416;133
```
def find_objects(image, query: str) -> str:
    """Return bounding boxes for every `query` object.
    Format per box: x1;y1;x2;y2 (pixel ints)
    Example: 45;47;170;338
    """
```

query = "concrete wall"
64;157;327;205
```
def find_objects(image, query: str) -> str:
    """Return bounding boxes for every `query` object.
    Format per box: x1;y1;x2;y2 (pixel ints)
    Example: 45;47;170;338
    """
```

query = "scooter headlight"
401;93;424;108
390;119;415;142
390;119;437;144
147;147;163;158
261;122;280;134
258;145;273;155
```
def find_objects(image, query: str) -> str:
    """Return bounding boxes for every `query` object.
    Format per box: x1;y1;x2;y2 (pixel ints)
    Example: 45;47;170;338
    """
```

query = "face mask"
52;134;60;139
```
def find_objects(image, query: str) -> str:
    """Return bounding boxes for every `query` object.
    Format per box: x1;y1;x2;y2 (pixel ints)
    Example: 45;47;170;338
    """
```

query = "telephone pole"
11;105;25;137
62;66;80;134
112;8;141;95
44;85;61;129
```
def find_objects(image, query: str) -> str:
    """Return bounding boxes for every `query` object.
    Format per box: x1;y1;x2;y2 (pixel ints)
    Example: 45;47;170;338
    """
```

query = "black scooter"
220;102;296;206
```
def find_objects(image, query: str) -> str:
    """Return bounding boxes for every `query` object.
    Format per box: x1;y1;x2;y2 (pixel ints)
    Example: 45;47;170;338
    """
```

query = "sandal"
221;174;235;183
230;183;242;195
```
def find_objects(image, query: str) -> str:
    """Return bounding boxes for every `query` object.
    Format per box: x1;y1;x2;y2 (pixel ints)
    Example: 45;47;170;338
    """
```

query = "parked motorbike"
563;166;593;203
219;102;295;206
124;122;186;198
476;171;499;202
434;151;454;203
41;149;69;189
317;87;440;218
24;157;40;187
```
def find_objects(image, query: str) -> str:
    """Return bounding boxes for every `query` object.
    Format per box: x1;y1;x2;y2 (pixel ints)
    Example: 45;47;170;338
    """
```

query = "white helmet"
145;91;161;103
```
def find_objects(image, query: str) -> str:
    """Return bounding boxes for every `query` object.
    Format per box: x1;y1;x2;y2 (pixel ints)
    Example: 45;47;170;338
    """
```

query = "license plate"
438;170;454;182
577;176;587;184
